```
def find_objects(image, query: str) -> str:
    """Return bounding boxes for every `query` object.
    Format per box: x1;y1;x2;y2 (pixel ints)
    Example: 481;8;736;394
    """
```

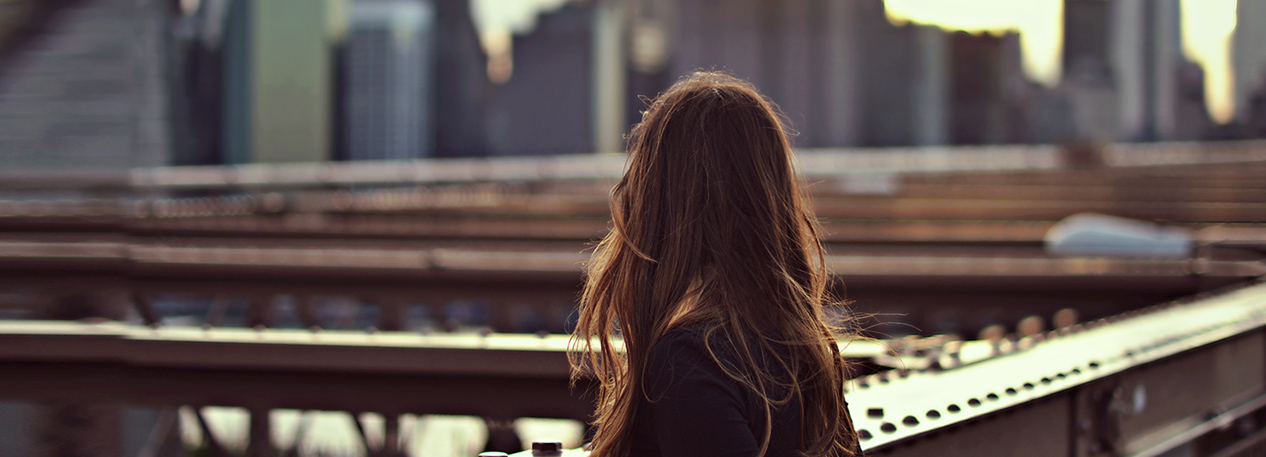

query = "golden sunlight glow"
884;0;1064;86
1181;0;1237;123
471;0;1242;124
886;0;1240;124
471;0;570;84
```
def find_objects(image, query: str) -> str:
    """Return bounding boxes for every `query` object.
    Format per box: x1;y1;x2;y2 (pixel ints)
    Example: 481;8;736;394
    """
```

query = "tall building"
670;0;765;89
949;31;1023;145
221;0;338;163
592;0;627;154
1061;0;1119;141
641;0;861;147
1233;0;1266;123
1023;85;1079;144
485;2;594;156
1109;0;1147;141
341;0;435;161
1063;0;1112;85
768;0;860;147
167;2;226;166
625;0;673;135
854;0;947;147
1062;0;1199;142
999;33;1033;143
0;0;169;174
1140;0;1189;141
1173;61;1213;140
433;0;490;157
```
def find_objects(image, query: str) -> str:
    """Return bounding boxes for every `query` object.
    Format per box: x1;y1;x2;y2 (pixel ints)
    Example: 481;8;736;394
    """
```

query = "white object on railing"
1045;213;1192;259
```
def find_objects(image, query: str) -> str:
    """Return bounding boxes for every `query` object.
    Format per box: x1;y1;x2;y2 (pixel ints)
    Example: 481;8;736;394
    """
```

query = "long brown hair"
570;72;857;456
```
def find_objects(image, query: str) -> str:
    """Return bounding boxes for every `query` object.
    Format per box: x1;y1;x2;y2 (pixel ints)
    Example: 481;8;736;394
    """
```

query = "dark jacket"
628;326;850;456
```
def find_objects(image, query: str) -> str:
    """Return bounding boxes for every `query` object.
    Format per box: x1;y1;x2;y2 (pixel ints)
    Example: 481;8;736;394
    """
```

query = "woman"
571;72;860;457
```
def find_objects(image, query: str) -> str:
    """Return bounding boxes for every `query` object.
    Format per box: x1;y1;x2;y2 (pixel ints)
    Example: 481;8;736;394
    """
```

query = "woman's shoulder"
647;325;745;381
648;326;709;367
648;324;730;362
644;324;743;400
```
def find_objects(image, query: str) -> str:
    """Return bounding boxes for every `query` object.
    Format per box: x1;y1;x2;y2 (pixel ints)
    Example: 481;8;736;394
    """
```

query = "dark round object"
859;429;873;441
902;415;919;426
926;409;941;419
947;404;961;413
880;422;897;434
532;441;563;452
967;398;982;407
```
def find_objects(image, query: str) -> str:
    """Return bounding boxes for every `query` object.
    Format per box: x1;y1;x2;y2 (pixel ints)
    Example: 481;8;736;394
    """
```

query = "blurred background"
1;0;1266;456
0;0;1261;168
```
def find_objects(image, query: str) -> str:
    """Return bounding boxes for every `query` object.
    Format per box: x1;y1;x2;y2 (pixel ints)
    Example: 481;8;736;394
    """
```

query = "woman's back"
570;72;860;456
629;326;804;456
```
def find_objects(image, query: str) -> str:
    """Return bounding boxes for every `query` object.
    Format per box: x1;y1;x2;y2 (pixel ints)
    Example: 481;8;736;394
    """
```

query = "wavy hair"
570;72;858;456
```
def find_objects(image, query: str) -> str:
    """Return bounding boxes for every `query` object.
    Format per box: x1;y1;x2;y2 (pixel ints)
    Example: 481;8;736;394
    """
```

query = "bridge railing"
3;280;1265;456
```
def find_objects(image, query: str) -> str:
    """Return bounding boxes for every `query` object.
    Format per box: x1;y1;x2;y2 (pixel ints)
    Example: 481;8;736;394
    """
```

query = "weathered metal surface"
2;282;1265;455
0;321;576;377
491;281;1266;456
0;322;591;420
0;321;895;422
851;281;1266;456
1;238;1259;336
3;240;1261;283
7;192;1266;223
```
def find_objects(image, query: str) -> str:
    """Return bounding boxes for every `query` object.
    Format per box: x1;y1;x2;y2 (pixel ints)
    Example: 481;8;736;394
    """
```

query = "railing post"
245;295;275;329
133;292;161;326
483;418;522;454
246;407;271;457
383;413;401;456
297;294;320;329
191;407;228;457
380;297;406;332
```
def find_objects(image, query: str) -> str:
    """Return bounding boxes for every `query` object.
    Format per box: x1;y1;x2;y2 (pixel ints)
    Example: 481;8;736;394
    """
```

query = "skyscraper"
221;0;337;164
855;0;948;147
1142;0;1189;140
1063;0;1112;85
642;0;861;147
485;2;594;156
433;0;490;157
949;31;1023;145
341;0;435;160
1233;0;1266;123
1110;0;1147;141
1061;0;1119;141
1063;0;1195;142
0;0;169;173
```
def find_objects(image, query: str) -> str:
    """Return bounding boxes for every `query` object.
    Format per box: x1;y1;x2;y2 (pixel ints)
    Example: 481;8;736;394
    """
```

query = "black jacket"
627;326;857;456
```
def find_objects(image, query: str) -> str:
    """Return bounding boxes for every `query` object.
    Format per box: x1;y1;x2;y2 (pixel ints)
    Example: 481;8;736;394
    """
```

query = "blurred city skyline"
3;0;1262;172
474;0;1240;122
